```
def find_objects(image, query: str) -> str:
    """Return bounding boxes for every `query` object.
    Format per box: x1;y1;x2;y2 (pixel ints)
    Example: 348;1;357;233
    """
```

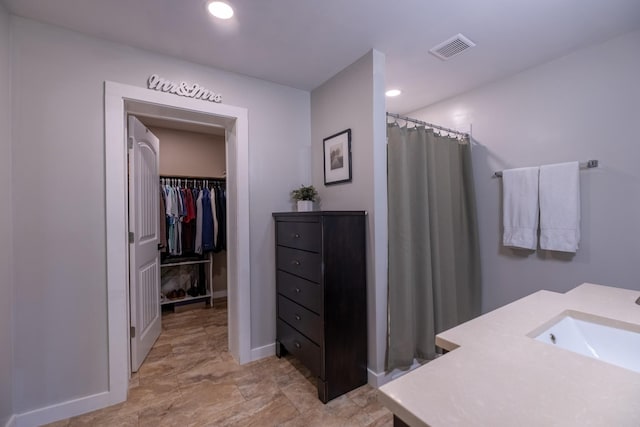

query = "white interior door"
128;115;161;372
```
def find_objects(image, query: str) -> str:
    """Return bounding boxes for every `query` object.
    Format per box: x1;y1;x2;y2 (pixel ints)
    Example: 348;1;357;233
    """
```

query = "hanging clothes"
201;187;215;252
181;187;196;253
214;184;226;251
159;188;167;252
210;185;219;251
194;187;204;254
172;185;182;255
163;184;176;255
160;177;226;257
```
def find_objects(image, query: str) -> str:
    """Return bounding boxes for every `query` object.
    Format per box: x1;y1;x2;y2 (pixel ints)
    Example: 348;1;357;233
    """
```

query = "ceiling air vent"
429;33;476;60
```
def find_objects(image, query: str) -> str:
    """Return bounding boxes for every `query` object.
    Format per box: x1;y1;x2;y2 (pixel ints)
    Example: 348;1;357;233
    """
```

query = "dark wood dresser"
273;211;367;403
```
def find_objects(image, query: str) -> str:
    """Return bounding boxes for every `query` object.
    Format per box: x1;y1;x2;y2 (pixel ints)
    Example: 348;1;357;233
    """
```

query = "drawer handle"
294;287;301;293
294;341;301;349
295;314;301;321
292;260;301;266
293;233;301;239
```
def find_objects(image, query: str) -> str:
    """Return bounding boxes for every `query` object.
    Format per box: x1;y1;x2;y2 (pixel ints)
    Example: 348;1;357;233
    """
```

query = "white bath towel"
502;166;540;250
539;161;580;252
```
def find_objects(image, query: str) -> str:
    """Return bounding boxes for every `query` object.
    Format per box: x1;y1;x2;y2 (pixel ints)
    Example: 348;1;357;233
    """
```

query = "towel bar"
493;160;598;178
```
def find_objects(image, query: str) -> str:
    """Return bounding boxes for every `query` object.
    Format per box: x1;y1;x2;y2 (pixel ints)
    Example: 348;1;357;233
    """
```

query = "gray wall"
11;16;310;413
409;29;640;313
310;50;389;376
0;3;13;425
151;126;226;178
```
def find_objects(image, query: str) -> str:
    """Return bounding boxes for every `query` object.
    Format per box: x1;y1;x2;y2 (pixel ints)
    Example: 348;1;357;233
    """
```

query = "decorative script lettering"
147;74;222;103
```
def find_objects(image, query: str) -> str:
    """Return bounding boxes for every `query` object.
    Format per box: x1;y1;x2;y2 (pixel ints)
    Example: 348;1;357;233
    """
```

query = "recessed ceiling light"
386;89;402;97
207;1;234;19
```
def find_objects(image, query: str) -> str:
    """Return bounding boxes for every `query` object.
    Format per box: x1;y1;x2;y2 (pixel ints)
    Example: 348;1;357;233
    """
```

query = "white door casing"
104;81;251;407
128;116;162;372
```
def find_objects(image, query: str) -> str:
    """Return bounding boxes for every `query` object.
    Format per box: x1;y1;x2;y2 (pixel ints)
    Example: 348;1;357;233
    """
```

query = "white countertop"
378;283;640;427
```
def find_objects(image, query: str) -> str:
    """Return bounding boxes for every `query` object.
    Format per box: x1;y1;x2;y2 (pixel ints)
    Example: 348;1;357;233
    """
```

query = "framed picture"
323;129;352;185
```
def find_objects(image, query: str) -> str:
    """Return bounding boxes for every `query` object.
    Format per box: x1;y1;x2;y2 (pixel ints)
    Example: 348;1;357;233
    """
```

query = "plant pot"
297;200;314;212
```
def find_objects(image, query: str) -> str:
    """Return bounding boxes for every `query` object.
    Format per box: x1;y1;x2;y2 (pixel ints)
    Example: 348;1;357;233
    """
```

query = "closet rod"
160;174;225;181
386;112;469;138
492;160;599;178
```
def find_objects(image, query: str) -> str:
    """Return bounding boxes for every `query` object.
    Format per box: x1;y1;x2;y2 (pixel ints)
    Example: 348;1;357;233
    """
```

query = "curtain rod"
386;112;469;138
492;160;599;178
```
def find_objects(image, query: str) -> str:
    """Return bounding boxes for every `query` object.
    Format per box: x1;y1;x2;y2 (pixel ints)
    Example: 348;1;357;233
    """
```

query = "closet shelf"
160;259;211;268
160;174;225;181
160;293;211;306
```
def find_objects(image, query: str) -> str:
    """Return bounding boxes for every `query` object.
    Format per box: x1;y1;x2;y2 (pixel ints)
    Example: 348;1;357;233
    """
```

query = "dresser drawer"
277;270;322;314
276;221;321;252
278;295;322;344
277;246;321;283
277;319;321;377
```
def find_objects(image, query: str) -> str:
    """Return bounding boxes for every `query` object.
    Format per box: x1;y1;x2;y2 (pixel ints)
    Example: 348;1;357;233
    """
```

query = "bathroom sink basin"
530;311;640;373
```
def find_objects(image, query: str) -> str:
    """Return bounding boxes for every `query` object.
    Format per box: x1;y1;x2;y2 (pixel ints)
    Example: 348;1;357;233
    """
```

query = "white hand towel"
502;167;540;250
539;161;580;252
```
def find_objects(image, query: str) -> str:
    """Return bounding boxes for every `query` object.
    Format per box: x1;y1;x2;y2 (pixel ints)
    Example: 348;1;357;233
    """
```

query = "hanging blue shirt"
201;188;215;251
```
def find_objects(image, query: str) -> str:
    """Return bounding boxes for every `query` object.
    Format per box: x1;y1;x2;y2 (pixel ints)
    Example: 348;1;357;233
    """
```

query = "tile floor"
45;299;393;426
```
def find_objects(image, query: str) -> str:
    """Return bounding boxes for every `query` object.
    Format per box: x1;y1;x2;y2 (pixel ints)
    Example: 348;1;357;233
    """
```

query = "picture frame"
323;129;352;185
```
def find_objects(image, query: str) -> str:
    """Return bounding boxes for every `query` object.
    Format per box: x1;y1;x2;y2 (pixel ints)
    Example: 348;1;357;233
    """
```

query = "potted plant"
291;185;318;212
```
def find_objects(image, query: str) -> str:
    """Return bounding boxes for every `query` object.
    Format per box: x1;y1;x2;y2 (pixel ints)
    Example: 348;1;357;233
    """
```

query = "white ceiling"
3;0;640;114
137;115;226;137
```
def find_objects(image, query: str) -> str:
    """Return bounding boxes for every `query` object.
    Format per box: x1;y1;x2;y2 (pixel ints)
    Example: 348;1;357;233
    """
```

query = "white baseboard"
368;359;425;388
14;391;117;427
4;414;16;427
368;368;389;388
367;368;401;388
250;342;275;361
212;290;228;299
368;368;403;388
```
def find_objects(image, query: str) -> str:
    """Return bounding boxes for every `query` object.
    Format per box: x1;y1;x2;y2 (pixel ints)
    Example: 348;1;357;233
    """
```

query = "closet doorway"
128;114;229;371
105;81;250;405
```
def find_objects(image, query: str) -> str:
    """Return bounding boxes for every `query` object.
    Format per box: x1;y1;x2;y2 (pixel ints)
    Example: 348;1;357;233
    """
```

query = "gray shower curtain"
386;123;481;370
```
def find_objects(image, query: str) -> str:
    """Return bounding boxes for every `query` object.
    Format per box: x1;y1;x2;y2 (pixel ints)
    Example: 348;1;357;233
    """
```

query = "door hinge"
128;136;134;150
130;326;136;338
128;231;134;243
